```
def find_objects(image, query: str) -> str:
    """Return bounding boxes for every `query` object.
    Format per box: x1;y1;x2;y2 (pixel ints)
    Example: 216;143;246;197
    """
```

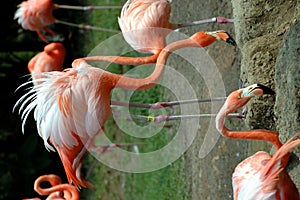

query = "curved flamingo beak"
241;84;275;97
207;30;236;46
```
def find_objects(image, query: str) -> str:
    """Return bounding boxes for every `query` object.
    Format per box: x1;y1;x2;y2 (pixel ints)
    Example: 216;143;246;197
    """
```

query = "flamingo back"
118;0;175;54
14;0;56;31
232;151;274;200
233;132;300;200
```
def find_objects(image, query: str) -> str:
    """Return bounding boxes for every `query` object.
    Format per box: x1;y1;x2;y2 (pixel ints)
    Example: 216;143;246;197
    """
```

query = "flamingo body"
118;0;234;55
232;133;300;200
14;0;56;41
118;0;174;54
14;0;119;42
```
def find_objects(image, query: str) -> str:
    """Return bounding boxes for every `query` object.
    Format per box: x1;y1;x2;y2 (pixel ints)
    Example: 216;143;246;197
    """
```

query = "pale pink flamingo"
15;30;235;188
232;132;300;199
14;0;120;42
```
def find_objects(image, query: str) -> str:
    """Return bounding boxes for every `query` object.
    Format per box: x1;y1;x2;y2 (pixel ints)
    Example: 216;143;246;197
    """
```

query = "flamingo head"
205;30;236;46
225;84;275;113
191;30;236;47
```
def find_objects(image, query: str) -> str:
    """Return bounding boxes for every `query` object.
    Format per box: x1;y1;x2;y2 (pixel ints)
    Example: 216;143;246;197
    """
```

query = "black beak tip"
225;32;236;46
226;37;236;46
257;83;275;95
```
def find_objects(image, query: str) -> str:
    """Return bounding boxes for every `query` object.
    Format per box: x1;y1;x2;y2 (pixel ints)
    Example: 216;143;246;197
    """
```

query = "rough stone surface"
231;0;297;48
240;32;283;130
274;19;300;189
231;0;299;131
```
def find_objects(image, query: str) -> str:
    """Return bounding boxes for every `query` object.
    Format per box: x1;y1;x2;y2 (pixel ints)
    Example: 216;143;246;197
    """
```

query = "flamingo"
14;0;120;42
25;42;231;123
15;30;235;188
232;132;300;199
27;45;240;122
23;174;80;200
215;84;289;168
26;44;232;113
76;0;234;66
118;0;233;56
27;42;65;84
28;42;230;121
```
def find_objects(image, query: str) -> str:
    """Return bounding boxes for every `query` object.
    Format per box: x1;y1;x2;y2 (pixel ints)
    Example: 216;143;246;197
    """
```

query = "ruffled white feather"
14;65;104;152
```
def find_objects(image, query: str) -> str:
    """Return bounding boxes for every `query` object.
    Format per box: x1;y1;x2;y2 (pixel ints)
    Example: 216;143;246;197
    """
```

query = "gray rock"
274;19;300;189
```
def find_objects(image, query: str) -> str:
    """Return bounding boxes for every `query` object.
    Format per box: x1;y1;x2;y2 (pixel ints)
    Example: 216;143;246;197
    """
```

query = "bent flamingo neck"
215;97;290;167
215;100;283;150
34;174;79;200
111;33;215;90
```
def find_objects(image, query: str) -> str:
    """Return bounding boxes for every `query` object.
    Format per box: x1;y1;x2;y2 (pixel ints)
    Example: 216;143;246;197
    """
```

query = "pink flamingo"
216;84;289;167
15;30;235;188
78;0;235;66
232;132;300;199
216;84;281;148
23;174;80;200
25;42;232;123
118;0;233;55
27;42;65;84
14;0;120;42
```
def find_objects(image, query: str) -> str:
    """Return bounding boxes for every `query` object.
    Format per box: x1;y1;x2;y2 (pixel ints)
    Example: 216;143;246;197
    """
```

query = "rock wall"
232;0;300;193
231;0;299;130
274;19;300;188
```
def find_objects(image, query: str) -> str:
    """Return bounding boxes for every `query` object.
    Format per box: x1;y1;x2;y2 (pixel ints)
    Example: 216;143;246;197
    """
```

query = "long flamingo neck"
112;36;208;90
37;184;78;199
34;175;62;195
82;51;160;66
34;175;80;199
215;102;230;135
215;97;283;150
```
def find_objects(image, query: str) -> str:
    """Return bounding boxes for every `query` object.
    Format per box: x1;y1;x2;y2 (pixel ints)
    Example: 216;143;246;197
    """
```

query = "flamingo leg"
36;30;49;43
177;16;233;28
113;111;245;124
55;20;120;33
54;4;122;10
111;97;227;110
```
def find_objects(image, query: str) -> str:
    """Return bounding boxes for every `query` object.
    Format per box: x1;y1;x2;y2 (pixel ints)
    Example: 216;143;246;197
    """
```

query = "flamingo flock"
12;0;299;199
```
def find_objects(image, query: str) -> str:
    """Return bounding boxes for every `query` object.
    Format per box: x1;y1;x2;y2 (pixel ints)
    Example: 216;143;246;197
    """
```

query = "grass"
77;0;191;199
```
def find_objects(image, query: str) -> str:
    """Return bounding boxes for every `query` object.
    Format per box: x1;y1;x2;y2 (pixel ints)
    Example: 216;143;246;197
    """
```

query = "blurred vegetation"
1;0;190;199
